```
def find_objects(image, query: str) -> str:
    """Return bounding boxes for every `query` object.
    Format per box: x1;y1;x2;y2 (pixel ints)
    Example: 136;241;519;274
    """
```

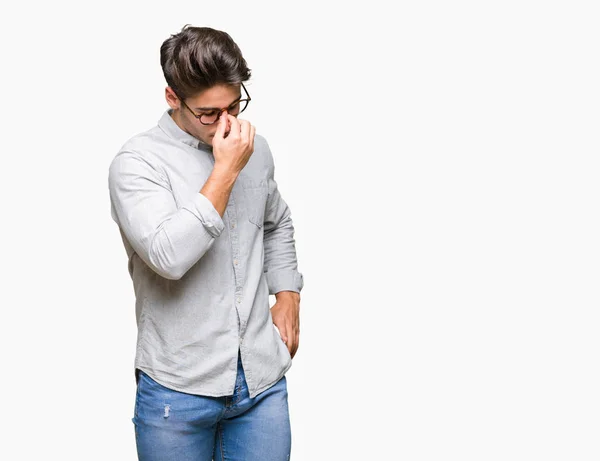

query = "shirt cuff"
266;269;304;295
181;192;225;238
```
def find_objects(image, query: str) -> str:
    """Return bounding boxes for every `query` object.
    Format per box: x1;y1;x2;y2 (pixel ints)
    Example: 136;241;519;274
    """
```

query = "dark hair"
160;25;251;99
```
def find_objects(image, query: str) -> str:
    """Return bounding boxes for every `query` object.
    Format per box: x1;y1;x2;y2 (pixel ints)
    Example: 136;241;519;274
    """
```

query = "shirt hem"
247;360;292;399
134;366;237;397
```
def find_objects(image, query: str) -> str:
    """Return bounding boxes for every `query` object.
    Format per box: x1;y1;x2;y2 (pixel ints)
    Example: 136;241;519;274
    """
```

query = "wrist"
211;164;239;184
275;290;300;302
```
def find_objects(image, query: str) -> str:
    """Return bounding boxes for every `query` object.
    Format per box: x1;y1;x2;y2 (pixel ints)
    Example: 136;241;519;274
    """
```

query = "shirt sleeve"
108;151;225;280
261;140;304;295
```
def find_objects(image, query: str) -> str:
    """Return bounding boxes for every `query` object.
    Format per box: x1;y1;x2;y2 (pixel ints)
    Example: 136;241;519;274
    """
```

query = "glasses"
177;83;251;125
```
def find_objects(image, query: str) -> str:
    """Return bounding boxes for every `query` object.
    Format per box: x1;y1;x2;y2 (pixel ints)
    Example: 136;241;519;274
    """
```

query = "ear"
165;87;180;110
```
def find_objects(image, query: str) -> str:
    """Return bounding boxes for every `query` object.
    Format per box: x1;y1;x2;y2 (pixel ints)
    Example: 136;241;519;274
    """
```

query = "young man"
108;25;304;461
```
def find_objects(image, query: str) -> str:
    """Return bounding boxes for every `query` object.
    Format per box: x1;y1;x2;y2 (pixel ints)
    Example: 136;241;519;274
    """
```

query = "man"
108;25;303;461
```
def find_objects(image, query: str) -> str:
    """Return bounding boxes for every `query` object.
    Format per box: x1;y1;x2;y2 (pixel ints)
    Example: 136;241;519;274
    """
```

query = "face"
166;83;242;146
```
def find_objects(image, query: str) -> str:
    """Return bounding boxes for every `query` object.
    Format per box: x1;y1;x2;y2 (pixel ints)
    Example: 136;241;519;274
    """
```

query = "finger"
227;114;241;137
289;323;297;357
291;313;299;357
214;109;228;140
239;119;250;141
286;320;295;356
293;329;300;357
249;125;256;151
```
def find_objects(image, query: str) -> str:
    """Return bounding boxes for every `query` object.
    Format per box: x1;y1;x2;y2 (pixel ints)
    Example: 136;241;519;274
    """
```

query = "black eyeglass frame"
176;82;251;125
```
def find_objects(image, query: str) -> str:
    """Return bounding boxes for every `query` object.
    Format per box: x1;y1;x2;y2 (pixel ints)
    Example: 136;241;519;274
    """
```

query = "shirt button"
236;298;241;304
231;223;236;229
234;259;239;265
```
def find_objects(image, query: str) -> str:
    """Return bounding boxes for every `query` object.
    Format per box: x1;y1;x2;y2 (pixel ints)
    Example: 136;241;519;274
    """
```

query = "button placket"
226;193;246;337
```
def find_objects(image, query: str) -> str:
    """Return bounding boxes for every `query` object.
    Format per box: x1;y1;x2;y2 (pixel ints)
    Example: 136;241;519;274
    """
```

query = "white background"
1;1;599;459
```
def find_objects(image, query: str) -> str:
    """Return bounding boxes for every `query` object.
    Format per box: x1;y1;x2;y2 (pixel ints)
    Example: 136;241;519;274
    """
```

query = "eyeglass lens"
200;99;249;125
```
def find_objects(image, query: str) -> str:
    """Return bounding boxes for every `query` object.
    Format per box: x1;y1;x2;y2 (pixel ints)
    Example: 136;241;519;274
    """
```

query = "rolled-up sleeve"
108;151;224;280
180;191;224;239
261;142;304;295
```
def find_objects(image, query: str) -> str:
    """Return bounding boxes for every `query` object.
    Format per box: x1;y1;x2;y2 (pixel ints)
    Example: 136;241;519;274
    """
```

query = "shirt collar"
158;109;213;152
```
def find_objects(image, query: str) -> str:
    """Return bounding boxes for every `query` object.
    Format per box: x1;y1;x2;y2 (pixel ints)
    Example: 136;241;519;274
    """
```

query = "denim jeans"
132;350;291;460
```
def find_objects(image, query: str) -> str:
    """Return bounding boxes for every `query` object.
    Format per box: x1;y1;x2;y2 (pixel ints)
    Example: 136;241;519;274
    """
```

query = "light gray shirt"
108;109;304;398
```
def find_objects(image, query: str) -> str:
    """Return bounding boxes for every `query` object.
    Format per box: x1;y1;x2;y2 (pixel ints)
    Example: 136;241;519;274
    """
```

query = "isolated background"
1;1;599;459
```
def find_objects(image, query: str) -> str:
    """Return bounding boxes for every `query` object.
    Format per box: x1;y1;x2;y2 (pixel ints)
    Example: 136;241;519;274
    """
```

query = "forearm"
200;164;239;217
145;198;222;279
109;152;227;280
148;164;239;279
147;166;239;279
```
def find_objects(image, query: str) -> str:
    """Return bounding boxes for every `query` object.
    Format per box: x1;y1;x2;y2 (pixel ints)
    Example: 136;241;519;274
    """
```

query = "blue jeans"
132;350;291;461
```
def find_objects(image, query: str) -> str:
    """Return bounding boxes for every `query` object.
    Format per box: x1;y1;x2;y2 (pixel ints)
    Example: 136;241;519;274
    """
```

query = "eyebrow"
194;94;242;111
